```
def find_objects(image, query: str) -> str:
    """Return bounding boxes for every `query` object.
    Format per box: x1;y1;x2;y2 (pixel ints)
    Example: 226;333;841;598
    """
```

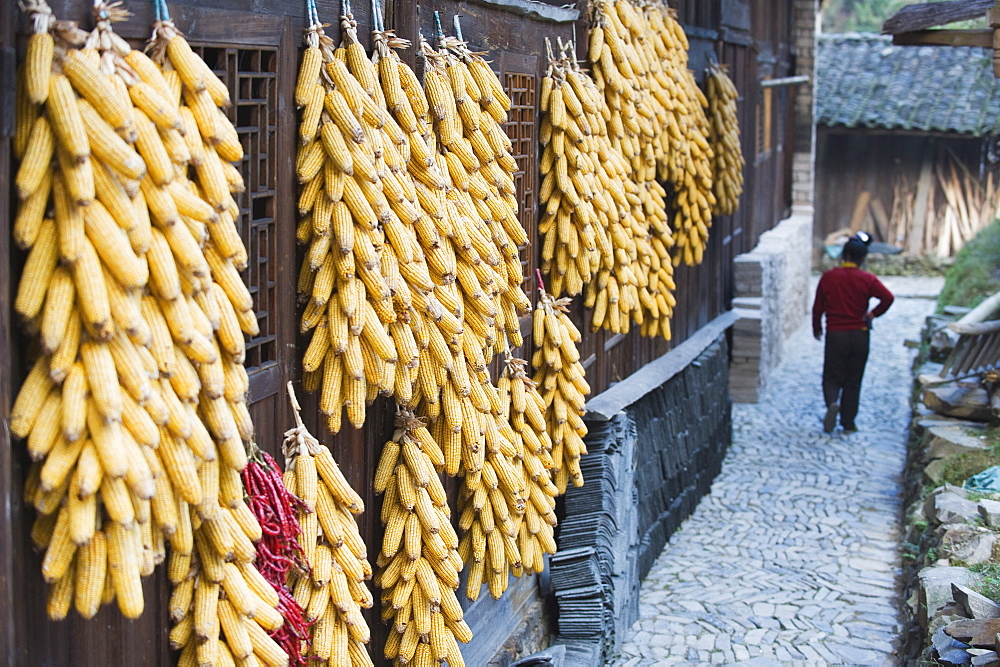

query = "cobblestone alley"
612;276;944;666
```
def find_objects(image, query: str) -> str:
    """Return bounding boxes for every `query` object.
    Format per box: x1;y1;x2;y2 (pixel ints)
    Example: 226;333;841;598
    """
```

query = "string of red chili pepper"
242;450;313;665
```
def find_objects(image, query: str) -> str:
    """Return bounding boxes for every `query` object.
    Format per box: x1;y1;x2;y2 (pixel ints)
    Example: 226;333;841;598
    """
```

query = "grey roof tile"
816;33;1000;136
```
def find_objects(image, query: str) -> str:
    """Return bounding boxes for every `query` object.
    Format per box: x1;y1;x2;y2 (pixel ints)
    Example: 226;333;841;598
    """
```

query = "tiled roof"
816;33;1000;136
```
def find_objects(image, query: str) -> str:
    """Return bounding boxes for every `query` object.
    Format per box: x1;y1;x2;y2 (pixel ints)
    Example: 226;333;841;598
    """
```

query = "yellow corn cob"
47;73;89;163
130;80;182;132
13;172;51;265
11;356;53;439
107;521;144;618
15;115;54;201
84;201;148;290
15;217;58;321
77;99;145;181
62;50;134;136
25;31;54;104
73;530;107;619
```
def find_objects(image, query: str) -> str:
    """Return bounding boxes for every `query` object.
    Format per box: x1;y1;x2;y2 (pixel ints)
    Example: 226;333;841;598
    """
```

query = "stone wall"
730;208;814;402
792;0;818;206
545;335;732;663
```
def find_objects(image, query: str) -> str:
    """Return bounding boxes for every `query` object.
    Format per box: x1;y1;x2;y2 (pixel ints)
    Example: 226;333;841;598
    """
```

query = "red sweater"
813;265;894;336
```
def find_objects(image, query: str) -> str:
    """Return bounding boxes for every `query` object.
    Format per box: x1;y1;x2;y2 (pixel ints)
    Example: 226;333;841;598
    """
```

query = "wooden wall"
0;0;803;664
815;128;982;253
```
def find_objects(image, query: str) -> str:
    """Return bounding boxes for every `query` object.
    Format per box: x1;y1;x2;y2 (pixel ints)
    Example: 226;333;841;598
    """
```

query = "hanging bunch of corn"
531;288;591;494
537;39;606;298
367;15;470;423
420;31;530;361
622;0;715;267
12;0;268;624
460;355;558;593
537;38;675;339
668;69;715;267
453;396;525;601
706;62;744;216
281;383;373;665
296;5;452;434
415;30;529;487
500;356;560;573
374;409;470;666
143;3;292;654
166;516;290;667
586;0;712;301
582;5;680;337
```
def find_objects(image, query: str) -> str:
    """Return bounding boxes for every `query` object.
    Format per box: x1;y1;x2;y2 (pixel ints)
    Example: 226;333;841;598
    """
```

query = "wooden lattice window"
196;46;280;396
500;59;537;280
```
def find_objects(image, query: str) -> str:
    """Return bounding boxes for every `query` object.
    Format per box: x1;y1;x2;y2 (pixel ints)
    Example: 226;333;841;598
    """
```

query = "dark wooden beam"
882;0;992;34
891;28;994;47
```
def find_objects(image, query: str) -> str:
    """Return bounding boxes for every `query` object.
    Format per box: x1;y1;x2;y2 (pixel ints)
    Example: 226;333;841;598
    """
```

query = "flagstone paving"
612;276;943;666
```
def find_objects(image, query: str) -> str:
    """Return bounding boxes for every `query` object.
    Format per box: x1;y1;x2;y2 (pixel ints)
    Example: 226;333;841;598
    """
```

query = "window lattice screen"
197;46;279;375
502;71;537;274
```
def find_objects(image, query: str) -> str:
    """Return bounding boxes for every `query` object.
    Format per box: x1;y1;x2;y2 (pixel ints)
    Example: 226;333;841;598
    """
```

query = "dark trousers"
822;329;870;429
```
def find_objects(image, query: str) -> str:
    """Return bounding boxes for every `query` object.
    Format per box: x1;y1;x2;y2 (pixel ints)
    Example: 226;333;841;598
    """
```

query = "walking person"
812;232;895;433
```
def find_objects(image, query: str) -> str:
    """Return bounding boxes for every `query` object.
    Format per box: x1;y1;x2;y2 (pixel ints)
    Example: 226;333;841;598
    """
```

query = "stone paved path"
613;276;944;666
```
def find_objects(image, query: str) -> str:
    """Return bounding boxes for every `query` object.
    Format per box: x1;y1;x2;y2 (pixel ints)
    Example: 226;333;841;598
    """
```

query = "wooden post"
870;197;890;241
909;152;935;255
989;2;1000;77
849;190;872;232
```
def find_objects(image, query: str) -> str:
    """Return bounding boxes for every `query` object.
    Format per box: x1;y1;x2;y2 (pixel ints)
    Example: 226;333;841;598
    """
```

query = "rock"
947;619;1000;647
980;500;1000;528
935;625;973;664
512;645;566;666
931;328;959;359
920;567;985;630
919;371;947;388
925;426;992;460
926;459;951;486
918;361;946;378
941;525;997;565
971;652;1000;667
934;613;972;637
917;415;991;431
953;585;1000;620
924;384;995;422
926;485;981;525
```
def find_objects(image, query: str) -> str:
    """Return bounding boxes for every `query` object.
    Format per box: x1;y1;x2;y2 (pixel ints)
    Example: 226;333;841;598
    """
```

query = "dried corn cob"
531;289;591;493
376;409;468;666
706;62;744;217
281;383;372;664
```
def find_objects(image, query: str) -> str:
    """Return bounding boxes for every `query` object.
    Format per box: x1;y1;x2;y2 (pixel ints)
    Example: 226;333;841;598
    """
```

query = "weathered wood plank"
883;0;993;34
909;152;936;255
0;2;15;663
870;197;891;241
891;28;994;47
849;190;872;232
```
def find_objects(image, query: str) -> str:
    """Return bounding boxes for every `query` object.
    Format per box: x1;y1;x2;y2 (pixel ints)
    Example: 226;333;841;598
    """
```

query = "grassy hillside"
937;219;1000;311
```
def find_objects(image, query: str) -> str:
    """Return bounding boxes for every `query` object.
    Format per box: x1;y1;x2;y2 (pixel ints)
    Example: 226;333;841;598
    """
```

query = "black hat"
852;231;873;246
843;235;869;262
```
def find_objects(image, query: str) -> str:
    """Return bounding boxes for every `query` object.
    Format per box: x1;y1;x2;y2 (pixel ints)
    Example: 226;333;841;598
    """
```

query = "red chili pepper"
241;456;312;663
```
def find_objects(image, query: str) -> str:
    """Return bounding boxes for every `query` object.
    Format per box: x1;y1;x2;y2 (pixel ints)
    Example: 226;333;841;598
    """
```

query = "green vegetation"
937;428;1000;486
969;563;1000;600
822;0;983;33
939;450;1000;486
937;219;1000;312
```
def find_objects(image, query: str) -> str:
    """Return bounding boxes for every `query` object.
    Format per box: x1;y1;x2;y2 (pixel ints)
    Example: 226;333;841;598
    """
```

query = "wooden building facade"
0;0;808;664
815;33;1000;257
